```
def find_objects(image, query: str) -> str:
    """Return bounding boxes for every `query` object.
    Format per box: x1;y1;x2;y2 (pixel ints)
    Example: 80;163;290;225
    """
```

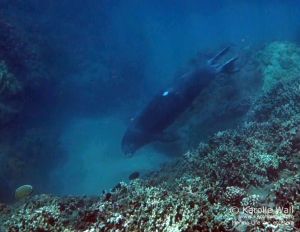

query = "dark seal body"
122;47;237;156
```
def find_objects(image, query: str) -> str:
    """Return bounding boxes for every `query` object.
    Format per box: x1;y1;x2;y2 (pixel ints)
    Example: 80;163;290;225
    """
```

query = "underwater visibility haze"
0;0;300;231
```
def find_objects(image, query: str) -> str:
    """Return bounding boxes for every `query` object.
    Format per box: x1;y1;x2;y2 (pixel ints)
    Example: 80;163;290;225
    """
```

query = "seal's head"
121;127;151;157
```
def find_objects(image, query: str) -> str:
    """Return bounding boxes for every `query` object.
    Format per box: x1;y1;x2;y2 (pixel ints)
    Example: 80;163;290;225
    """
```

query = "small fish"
15;184;33;200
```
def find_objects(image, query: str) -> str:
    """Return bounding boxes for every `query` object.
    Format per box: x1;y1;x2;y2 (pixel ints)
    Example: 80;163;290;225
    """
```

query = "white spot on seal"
162;91;169;96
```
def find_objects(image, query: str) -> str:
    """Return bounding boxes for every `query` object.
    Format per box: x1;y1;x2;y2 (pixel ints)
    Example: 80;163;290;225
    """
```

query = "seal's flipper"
208;46;230;65
218;56;238;74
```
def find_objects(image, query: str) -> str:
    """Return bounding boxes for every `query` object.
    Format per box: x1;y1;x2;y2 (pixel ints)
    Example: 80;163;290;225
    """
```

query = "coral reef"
221;186;246;206
1;65;300;231
0;16;68;206
272;173;300;208
0;41;300;231
257;41;300;92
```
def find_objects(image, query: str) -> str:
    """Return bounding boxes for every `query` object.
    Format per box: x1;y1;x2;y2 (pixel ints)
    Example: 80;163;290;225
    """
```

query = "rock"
128;171;140;180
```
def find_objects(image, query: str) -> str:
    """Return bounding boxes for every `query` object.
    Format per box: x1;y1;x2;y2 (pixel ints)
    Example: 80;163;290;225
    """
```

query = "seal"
122;47;237;156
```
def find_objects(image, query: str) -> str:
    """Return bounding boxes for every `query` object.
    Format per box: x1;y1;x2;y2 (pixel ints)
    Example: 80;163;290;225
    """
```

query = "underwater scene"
0;0;300;231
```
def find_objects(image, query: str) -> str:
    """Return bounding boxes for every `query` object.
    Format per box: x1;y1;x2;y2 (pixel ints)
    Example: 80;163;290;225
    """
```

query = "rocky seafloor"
1;42;300;231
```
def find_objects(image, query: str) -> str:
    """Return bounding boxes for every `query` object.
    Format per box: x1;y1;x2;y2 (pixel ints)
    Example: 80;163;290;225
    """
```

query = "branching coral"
272;173;300;207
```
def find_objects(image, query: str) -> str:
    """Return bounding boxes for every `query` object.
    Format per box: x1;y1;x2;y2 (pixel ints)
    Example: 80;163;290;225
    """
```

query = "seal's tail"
217;56;239;74
208;46;238;74
208;46;230;65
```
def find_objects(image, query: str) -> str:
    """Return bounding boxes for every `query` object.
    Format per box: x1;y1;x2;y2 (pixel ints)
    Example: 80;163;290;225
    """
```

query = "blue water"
0;0;300;199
